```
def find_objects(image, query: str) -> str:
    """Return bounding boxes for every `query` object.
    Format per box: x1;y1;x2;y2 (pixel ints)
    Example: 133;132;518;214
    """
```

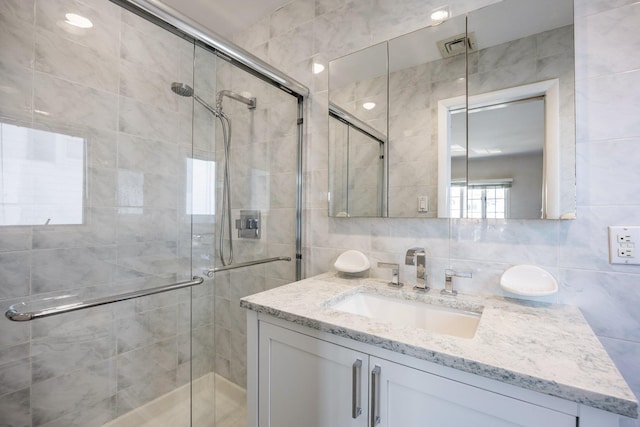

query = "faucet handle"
445;269;472;279
377;262;403;288
442;269;472;296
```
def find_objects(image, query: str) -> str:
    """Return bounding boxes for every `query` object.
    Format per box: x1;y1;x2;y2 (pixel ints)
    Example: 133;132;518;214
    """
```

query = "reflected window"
187;158;215;216
0;122;85;226
450;182;510;219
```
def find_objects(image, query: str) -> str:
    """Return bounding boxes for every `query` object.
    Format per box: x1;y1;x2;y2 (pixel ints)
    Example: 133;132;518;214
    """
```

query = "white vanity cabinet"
255;320;576;427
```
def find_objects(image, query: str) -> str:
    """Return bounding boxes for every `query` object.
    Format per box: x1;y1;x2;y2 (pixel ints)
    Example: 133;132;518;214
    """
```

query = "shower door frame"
111;0;307;281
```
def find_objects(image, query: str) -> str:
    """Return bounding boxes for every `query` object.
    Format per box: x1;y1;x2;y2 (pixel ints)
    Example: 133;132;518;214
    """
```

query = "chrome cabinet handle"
371;365;381;427
352;359;362;419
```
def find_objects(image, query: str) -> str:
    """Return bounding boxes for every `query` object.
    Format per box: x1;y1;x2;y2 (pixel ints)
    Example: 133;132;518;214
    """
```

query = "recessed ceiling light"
430;6;450;23
64;13;93;29
362;102;376;110
313;63;325;74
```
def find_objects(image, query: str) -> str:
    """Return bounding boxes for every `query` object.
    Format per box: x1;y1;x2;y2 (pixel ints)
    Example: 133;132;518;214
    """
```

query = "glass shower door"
0;0;209;425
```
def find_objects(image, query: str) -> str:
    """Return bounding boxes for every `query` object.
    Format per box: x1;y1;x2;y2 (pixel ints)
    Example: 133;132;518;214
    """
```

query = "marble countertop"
240;272;638;418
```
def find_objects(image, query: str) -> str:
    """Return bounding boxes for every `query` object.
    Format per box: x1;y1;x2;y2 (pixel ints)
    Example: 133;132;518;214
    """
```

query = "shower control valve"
236;210;261;239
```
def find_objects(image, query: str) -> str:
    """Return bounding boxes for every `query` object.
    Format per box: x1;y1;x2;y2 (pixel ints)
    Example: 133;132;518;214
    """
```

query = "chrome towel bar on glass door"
5;276;205;322
204;256;291;277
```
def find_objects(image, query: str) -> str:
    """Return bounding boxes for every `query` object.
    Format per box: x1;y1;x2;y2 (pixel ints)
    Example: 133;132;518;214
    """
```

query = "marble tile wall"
233;0;640;424
0;0;215;425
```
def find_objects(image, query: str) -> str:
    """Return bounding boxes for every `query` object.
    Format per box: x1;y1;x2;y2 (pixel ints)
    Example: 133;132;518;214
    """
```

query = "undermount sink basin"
329;292;482;339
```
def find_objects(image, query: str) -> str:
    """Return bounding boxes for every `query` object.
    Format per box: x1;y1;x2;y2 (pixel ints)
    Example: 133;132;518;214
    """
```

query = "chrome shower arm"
216;90;256;110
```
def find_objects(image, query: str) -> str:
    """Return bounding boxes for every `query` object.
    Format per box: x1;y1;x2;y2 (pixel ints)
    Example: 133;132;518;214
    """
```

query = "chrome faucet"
443;269;472;296
405;248;428;291
377;262;403;288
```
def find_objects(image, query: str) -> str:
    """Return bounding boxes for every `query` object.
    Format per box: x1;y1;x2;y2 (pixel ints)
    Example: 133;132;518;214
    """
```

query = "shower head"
170;82;222;118
171;82;194;97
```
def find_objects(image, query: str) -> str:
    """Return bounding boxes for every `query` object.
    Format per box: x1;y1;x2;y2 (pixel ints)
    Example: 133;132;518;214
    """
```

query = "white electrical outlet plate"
608;226;640;265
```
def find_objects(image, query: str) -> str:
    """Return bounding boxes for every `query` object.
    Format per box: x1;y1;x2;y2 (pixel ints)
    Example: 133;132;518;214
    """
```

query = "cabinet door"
371;357;576;427
259;323;369;427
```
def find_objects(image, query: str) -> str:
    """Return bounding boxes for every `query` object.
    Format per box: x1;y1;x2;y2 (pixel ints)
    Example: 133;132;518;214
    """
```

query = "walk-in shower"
0;0;306;424
171;82;257;266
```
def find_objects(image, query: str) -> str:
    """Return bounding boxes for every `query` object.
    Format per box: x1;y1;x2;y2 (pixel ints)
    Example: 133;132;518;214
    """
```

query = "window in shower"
0;122;85;226
187;157;216;216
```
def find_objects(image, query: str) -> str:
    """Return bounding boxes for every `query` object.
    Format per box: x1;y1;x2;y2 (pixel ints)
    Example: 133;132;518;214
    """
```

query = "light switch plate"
608;226;640;265
418;196;429;213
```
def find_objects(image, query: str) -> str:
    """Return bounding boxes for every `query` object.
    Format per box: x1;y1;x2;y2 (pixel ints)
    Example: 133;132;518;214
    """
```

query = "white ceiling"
160;0;290;38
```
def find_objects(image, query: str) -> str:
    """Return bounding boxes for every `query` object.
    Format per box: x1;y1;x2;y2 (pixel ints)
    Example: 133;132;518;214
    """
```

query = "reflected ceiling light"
34;110;51;116
451;144;466;152
430;6;450;23
313;63;325;74
362;102;376;110
64;13;93;28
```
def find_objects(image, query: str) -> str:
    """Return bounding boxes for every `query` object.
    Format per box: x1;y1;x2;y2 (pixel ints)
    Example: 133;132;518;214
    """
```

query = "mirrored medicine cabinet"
328;0;576;220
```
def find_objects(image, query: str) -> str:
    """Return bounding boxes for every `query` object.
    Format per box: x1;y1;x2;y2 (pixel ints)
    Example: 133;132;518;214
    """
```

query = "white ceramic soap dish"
499;265;558;297
334;250;370;274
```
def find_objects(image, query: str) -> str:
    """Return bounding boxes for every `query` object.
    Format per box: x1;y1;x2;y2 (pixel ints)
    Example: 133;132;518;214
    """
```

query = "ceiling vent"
437;32;477;58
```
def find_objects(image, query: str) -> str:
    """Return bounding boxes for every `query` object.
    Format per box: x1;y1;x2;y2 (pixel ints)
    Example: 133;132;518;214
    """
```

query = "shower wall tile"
117;339;177;391
35;29;119;93
0;356;30;396
31;360;116;426
32;208;116;249
90;167;118;208
31;304;111;341
119;22;181;80
0;388;31;427
31;331;116;383
116;305;178;354
0;312;29;350
0;252;31;299
0;228;32;253
34;73;118;132
0;0;35;23
35;0;120;57
30;246;116;294
0;13;35;68
270;173;297;208
268;98;298;138
118;96;180;142
86;129;118;169
37;397;115;427
0;60;33;121
119;59;179;112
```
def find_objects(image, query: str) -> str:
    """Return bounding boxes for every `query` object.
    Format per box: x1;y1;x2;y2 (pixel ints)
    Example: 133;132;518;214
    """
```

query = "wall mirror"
328;0;576;220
